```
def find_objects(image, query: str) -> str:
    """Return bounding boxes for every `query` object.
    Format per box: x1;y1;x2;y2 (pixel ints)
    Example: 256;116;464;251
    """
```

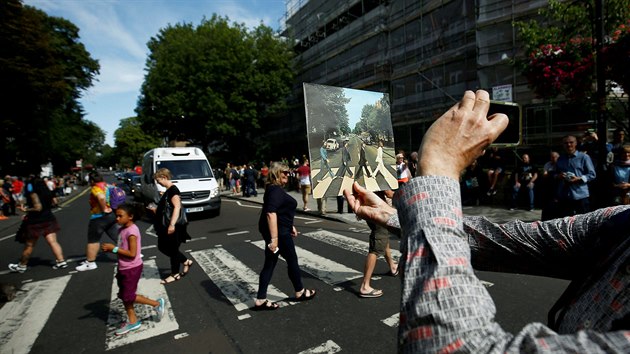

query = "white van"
140;147;220;216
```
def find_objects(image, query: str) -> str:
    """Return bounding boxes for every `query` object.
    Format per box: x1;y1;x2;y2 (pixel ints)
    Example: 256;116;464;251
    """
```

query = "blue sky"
24;0;288;145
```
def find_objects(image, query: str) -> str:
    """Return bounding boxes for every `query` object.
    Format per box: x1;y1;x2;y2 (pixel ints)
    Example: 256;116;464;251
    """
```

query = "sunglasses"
281;170;290;175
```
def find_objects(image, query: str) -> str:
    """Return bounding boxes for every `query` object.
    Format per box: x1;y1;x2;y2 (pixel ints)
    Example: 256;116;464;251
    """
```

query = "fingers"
471;90;490;114
458;90;476;111
486;113;509;143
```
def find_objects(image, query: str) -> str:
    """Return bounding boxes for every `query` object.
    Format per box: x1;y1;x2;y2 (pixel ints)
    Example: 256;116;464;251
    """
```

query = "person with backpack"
76;172;117;272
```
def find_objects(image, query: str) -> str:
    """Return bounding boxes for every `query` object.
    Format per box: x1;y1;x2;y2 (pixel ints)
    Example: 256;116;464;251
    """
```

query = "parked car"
325;138;339;151
130;175;142;199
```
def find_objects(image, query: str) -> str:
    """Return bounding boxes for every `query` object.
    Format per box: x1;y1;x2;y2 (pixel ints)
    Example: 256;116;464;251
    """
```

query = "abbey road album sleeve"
303;83;398;199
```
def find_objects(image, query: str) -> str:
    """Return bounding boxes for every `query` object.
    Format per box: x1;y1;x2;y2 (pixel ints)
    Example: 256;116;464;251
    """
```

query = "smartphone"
487;100;522;146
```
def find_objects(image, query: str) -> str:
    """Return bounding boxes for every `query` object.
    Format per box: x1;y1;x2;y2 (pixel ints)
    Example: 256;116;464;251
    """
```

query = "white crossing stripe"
302;229;401;262
105;259;178;350
381;312;399;327
250;240;363;285
190;247;290;311
298;339;342;354
0;275;72;354
227;231;250;236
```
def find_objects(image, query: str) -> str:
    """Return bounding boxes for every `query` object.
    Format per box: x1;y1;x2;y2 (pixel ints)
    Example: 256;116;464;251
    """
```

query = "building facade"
271;0;604;160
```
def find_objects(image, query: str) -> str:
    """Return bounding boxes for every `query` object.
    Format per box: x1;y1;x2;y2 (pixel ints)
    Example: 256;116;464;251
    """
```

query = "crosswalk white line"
227;231;249;236
298;339;342;354
381;313;399;327
105;259;178;350
302;230;401;262
190;248;290;311
0;275;72;354
250;240;363;285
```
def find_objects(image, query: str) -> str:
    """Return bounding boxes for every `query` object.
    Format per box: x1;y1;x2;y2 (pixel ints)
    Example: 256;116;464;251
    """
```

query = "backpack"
106;185;127;209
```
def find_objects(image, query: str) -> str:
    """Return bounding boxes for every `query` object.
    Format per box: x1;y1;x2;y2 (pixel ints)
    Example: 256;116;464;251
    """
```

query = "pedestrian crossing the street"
105;259;178;350
0;227;404;353
311;166;398;198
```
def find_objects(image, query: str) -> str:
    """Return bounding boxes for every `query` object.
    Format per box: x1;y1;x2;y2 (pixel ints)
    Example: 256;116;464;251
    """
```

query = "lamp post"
595;0;607;169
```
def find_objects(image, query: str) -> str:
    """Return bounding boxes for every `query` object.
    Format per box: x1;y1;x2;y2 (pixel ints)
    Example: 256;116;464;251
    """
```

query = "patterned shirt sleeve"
394;176;630;353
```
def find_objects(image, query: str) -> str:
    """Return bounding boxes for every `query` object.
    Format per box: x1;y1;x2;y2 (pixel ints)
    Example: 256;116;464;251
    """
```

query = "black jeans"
257;232;303;299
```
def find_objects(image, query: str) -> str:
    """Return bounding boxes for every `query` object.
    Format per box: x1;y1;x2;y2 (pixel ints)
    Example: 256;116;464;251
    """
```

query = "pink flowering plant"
524;38;594;100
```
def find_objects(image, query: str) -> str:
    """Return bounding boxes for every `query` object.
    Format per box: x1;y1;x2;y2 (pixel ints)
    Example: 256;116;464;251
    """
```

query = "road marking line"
190;248;290;311
302;230;402;262
105;259;178;350
251;240;363;285
0;275;72;354
145;225;157;237
381;313;399;327
238;314;251;320
174;332;189;340
0;234;15;242
294;216;317;221
227;231;250;236
298;340;342;354
304;220;323;224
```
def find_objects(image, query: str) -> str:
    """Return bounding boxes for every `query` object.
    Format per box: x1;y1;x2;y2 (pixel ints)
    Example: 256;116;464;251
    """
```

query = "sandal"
295;288;316;302
252;300;280;311
160;273;181;285
181;259;194;276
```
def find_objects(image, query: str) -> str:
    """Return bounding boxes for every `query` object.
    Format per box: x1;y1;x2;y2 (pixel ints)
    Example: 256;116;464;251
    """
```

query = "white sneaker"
8;263;27;273
75;261;97;271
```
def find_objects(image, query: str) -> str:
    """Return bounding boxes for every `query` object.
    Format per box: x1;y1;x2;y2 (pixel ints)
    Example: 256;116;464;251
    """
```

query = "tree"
136;15;295;161
113;117;162;168
305;84;350;143
516;0;630;128
0;0;100;175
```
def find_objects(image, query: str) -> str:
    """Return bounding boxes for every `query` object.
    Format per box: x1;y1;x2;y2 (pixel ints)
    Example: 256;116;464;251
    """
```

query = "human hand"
417;90;508;180
101;243;114;252
291;226;298;238
167;224;175;234
268;238;279;253
344;182;396;228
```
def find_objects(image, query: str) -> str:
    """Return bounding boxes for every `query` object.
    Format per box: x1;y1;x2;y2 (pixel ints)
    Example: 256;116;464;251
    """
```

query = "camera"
488;100;522;146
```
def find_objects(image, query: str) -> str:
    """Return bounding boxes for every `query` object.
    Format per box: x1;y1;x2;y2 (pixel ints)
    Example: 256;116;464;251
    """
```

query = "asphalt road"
0;181;569;353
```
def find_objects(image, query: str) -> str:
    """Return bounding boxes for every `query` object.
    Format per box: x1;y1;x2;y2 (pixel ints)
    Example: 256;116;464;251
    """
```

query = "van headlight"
210;186;219;198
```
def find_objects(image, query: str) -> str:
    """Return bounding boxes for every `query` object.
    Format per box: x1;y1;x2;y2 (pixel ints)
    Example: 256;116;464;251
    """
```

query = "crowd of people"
0;174;81;220
459;128;630;219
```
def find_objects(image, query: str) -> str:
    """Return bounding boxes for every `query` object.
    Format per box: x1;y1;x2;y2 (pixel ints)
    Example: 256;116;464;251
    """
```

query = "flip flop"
160;273;181;285
252;300;280;311
359;289;383;298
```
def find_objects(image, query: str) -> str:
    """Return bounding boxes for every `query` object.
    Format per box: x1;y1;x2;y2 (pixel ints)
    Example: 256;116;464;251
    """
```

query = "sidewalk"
221;187;541;226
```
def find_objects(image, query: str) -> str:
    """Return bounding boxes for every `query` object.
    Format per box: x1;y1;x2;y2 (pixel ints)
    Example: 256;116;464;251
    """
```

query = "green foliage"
304;84;350;142
0;0;100;175
113;117;162;168
515;0;630;124
136;15;295;160
354;95;391;143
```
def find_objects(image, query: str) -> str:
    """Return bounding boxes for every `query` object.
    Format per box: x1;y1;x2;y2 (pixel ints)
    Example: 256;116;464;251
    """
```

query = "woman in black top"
8;176;67;273
254;162;316;310
149;168;192;284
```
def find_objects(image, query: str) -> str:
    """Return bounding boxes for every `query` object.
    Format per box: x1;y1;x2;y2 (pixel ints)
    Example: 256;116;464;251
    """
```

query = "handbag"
162;196;188;227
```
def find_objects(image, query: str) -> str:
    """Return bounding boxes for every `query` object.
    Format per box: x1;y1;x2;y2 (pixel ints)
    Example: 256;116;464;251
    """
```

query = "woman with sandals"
148;168;193;284
254;162;316;310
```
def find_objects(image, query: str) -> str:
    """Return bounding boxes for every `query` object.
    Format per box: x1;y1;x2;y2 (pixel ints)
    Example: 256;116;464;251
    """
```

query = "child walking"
101;203;165;336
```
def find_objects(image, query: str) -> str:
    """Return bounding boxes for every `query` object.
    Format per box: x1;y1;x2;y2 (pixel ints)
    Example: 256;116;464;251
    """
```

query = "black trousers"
157;232;187;275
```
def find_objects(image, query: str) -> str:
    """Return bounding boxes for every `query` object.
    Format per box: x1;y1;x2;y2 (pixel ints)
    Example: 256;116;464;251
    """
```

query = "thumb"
486;113;509;144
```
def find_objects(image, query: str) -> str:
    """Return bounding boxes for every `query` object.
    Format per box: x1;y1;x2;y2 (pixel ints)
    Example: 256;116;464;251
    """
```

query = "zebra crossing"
0;227;404;353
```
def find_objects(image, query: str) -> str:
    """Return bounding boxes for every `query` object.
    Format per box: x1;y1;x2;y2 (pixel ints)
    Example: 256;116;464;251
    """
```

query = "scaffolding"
274;0;601;157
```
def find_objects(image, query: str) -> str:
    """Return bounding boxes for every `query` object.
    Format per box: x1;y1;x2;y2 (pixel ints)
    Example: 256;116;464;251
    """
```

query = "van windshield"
156;160;214;180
